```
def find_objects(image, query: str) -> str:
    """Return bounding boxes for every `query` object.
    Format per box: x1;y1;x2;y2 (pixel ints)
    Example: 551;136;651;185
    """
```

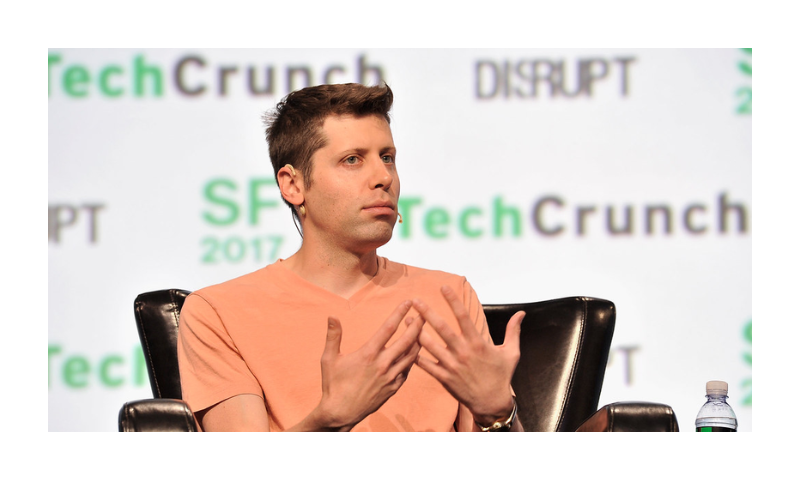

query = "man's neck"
282;243;381;299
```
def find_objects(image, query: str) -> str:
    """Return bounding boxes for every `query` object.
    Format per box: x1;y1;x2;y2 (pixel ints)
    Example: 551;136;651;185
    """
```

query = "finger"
390;371;407;390
393;334;421;365
412;298;461;349
365;300;413;351
440;285;480;342
387;339;421;378
398;319;424;362
322;317;343;361
414;353;450;385
384;316;424;360
502;311;526;351
417;328;454;368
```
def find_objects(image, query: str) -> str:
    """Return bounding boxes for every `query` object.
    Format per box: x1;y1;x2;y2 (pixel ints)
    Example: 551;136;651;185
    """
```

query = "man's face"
301;114;400;253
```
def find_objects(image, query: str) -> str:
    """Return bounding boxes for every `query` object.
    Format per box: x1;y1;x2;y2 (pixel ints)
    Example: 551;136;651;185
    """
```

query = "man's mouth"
363;202;396;215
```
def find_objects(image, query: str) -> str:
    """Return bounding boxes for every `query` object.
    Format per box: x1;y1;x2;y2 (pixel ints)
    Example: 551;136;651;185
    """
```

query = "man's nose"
370;159;393;190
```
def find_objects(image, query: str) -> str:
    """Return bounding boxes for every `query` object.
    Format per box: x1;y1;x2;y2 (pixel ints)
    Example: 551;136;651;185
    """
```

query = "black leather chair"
119;289;679;432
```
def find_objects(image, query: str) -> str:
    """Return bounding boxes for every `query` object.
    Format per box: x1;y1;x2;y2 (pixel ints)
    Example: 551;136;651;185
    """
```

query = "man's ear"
277;165;305;207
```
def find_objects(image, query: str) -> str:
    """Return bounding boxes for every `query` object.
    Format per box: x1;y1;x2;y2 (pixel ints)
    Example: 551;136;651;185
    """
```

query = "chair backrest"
484;297;615;432
134;290;615;432
134;289;191;400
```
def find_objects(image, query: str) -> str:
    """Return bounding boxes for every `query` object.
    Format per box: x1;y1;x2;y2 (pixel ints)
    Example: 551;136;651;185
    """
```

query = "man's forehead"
321;113;390;129
319;113;394;146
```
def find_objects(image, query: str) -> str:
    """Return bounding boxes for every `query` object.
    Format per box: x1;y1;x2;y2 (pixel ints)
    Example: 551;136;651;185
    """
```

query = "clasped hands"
312;285;525;431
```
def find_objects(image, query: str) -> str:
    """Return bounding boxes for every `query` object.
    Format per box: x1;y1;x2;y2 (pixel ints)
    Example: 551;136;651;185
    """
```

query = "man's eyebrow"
337;146;396;156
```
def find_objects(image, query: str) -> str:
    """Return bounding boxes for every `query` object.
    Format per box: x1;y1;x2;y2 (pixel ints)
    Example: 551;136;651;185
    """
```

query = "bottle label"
696;426;736;432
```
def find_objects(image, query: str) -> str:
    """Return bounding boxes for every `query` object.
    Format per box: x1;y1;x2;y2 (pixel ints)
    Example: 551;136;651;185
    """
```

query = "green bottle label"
696;426;736;432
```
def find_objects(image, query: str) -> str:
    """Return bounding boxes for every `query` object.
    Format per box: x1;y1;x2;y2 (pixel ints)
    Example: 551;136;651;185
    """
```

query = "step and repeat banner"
48;48;751;432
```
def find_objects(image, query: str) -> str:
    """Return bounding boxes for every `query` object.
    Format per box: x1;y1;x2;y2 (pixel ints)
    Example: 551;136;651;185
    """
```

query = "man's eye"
382;155;395;164
344;156;359;164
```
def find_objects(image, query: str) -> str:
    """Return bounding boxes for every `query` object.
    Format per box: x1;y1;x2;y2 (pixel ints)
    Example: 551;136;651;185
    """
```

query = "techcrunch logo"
200;178;748;261
48;344;148;389
48;52;385;99
395;192;748;238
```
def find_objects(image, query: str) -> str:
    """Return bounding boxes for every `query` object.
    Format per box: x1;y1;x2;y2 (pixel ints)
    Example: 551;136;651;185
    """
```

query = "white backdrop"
48;48;751;432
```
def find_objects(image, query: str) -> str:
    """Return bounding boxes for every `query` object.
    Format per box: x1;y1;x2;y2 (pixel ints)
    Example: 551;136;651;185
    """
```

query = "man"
177;83;525;431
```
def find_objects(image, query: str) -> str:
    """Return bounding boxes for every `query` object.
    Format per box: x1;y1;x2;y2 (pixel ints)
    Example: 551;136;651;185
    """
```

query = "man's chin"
354;225;395;250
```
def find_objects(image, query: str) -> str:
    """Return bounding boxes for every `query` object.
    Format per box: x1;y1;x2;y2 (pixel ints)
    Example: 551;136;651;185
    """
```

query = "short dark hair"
263;83;394;216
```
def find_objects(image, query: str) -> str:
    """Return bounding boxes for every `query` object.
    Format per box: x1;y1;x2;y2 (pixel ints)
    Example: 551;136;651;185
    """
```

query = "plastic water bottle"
695;380;738;432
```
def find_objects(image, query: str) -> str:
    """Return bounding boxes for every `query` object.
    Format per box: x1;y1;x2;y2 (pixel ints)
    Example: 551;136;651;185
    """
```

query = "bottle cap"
706;380;728;395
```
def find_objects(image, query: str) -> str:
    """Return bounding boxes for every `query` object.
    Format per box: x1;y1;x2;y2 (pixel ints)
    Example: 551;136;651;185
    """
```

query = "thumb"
503;311;525;350
322;316;343;360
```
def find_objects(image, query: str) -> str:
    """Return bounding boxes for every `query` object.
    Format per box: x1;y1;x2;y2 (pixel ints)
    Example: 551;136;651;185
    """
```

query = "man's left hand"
412;285;525;427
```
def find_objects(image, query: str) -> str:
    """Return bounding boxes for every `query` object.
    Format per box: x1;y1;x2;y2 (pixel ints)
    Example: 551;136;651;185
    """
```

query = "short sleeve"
462;278;490;342
177;292;264;414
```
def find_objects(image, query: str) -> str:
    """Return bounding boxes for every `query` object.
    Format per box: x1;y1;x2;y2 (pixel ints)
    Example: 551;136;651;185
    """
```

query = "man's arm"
414;285;526;432
196;394;270;431
197;301;424;432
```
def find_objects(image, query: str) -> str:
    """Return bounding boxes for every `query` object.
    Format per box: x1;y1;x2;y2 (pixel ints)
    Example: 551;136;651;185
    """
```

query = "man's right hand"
296;300;423;432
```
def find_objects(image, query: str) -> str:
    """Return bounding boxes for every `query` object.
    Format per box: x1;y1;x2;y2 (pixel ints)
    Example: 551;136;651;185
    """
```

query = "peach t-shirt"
177;257;489;432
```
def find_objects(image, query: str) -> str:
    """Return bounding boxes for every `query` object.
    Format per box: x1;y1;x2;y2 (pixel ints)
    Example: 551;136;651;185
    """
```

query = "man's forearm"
285;403;355;432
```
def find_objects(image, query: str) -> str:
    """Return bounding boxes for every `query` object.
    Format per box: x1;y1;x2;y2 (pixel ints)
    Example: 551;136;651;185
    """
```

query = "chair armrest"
119;399;199;432
575;402;680;432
